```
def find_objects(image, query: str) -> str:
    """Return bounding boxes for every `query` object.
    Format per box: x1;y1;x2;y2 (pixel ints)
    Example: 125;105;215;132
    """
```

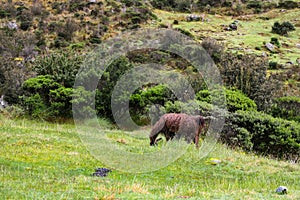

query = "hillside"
0;0;299;100
0;117;299;199
0;1;300;199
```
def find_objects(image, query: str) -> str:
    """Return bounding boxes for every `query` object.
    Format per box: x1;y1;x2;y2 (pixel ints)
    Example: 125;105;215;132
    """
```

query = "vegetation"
271;96;300;122
272;21;296;36
223;110;300;161
0;0;299;198
0;117;299;199
196;89;257;112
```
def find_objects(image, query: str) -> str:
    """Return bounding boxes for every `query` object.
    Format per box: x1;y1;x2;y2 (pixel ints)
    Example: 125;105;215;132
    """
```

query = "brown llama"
149;113;206;148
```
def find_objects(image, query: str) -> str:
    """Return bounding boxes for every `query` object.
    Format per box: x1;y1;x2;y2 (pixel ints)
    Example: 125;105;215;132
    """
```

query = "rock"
276;186;288;194
0;95;8;110
92;168;112;177
296;44;300;49
229;23;238;30
265;42;275;52
261;52;267;57
233;20;239;25
186;14;200;22
7;22;18;30
224;27;232;31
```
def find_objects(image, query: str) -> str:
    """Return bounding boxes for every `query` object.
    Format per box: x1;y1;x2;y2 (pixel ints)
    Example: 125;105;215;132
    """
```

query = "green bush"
246;0;262;13
221;122;253;151
129;84;174;124
272;21;295;36
96;56;133;119
201;37;224;63
269;61;280;70
196;89;257;112
278;0;298;9
271;96;300;122
224;111;300;160
218;52;277;112
33;50;83;88
270;37;280;47
164;100;226;117
21;75;74;120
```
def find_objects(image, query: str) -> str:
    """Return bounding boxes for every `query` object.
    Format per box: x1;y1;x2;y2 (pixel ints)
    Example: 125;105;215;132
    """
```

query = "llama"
149;113;206;148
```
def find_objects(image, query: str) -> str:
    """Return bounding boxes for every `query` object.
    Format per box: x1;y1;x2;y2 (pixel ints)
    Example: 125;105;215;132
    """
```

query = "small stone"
265;42;275;52
186;14;201;22
7;22;18;30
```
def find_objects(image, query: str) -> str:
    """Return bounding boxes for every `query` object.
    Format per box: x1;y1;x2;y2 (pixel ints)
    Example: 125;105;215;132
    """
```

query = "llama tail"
149;115;166;146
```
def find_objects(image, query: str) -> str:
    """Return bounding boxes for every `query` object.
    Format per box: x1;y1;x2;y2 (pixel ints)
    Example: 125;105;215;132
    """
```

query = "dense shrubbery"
21;75;73;119
19;51;83;120
96;56;133;119
201;37;224;63
271;96;300;122
218;52;280;111
33;51;83;88
196;89;257;112
272;21;295;36
278;0;299;9
223;111;300;161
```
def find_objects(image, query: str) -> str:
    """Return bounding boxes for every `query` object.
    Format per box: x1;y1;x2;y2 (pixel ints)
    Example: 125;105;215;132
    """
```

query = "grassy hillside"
1;116;299;199
152;8;300;64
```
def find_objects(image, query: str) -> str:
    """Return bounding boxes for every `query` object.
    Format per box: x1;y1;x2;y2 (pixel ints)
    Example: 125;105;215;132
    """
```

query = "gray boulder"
0;95;8;110
186;14;200;22
265;42;276;52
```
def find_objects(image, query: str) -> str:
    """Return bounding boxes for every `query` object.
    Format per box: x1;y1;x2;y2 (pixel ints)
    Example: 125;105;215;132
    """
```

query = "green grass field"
1;116;299;199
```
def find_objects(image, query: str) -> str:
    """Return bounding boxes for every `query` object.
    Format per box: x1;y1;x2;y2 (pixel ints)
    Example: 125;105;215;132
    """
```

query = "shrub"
0;54;34;105
218;53;276;111
17;9;33;31
130;84;174;118
164;99;226;117
272;21;295;36
271;96;300;122
246;1;261;8
223;110;300;161
21;75;74;119
197;89;257;112
269;61;280;70
96;56;133;119
270;37;280;47
68;0;86;12
33;50;83;88
30;0;44;16
201;37;224;63
278;0;298;9
56;19;78;41
221;123;253;151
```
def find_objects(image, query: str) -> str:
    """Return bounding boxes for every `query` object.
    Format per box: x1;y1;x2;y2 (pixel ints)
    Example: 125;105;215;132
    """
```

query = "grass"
0;116;300;199
152;8;300;65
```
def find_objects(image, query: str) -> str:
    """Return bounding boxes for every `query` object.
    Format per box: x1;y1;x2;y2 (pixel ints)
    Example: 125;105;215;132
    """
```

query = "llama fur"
149;113;205;147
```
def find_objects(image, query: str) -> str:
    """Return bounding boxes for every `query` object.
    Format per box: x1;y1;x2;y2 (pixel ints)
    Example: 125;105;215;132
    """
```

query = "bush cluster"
196;89;257;112
278;0;299;9
272;21;295;36
223;111;300;161
271;96;300;122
